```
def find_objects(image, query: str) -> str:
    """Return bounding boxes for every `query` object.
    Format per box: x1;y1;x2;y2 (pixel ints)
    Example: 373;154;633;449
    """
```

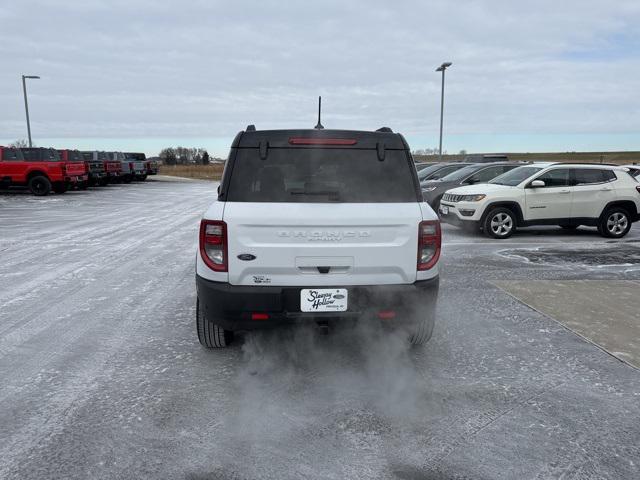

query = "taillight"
61;163;67;175
417;220;441;270
199;220;227;272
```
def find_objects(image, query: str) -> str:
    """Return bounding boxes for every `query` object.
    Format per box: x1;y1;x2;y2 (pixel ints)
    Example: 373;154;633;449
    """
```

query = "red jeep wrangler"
0;146;87;195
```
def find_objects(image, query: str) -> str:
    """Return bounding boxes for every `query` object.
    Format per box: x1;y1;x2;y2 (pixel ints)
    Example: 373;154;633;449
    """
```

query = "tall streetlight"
22;75;40;147
435;62;452;162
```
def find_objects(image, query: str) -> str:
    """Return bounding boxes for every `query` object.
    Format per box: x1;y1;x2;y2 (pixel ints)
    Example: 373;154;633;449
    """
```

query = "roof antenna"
314;96;324;129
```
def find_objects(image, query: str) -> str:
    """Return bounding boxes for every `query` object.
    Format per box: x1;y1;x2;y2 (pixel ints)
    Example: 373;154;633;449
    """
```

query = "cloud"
1;0;639;152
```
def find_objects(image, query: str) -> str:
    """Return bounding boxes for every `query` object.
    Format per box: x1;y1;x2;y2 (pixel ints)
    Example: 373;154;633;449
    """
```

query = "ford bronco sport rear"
196;127;440;348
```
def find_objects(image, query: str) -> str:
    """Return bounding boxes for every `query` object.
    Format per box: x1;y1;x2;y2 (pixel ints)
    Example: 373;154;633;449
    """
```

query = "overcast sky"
1;0;639;157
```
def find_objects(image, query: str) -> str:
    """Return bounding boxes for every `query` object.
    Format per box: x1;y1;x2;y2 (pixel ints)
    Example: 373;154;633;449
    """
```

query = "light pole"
435;62;452;162
22;75;40;147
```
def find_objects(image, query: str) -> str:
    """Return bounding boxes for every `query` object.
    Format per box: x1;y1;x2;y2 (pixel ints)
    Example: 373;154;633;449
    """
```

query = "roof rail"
246;124;256;132
376;127;393;133
554;162;620;167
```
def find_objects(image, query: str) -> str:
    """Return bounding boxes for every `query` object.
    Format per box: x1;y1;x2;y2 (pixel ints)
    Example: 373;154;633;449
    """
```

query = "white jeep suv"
196;126;440;348
439;163;640;239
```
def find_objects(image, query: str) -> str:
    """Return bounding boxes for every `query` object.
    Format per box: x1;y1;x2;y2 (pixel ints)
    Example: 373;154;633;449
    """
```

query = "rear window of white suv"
573;168;616;184
226;148;418;203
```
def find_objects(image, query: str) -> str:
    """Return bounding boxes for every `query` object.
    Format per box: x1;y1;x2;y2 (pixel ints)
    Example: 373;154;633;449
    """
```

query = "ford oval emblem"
333;294;345;300
237;254;256;261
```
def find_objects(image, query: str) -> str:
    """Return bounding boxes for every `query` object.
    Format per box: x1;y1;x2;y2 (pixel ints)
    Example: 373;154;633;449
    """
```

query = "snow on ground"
0;180;639;479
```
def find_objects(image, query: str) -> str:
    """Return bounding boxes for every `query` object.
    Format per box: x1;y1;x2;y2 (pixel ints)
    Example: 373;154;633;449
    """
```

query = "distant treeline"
159;147;225;165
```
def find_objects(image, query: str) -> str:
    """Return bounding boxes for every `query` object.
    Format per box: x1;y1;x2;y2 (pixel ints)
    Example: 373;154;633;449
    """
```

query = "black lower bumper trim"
196;275;439;331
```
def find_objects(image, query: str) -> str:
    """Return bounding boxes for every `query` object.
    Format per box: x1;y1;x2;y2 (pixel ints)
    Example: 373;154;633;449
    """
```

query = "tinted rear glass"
226;148;417;203
67;151;83;161
2;148;23;160
573;168;616;184
438;165;483;182
22;148;60;161
417;164;446;180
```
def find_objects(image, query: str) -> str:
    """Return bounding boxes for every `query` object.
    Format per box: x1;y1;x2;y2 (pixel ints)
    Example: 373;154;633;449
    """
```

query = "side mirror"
465;177;477;185
530;179;545;188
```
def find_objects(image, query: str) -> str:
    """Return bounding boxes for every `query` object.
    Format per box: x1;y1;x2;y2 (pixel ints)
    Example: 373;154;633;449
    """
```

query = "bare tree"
9;139;29;148
159;147;177;165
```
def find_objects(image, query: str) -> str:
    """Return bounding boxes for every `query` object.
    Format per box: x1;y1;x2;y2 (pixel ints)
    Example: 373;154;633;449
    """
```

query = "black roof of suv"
220;126;421;203
231;127;408;150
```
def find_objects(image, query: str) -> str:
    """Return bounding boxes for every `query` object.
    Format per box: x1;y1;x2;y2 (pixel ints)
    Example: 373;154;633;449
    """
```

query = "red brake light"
288;138;357;146
199;220;228;272
251;313;269;321
378;310;396;320
417;220;441;270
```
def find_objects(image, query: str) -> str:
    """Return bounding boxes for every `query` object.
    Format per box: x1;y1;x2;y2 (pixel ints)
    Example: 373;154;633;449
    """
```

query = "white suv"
196;127;440;348
439;163;640;239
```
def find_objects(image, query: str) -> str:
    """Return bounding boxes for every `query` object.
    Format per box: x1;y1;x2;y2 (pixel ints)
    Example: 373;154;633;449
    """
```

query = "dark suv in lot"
422;162;524;210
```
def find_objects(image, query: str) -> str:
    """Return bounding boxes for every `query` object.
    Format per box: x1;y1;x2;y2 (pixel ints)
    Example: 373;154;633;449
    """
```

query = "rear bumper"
196;275;439;331
64;174;88;183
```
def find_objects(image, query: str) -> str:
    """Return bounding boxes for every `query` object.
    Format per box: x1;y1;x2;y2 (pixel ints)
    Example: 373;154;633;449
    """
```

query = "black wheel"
561;225;579;230
99;178;109;186
483;207;516;239
196;298;233;348
140;174;148;181
52;182;68;194
598;208;631;238
407;305;436;346
408;313;435;346
79;182;88;190
28;175;52;196
123;175;132;184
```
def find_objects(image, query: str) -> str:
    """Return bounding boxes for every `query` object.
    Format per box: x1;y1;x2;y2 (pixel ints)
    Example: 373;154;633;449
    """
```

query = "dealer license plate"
300;288;348;312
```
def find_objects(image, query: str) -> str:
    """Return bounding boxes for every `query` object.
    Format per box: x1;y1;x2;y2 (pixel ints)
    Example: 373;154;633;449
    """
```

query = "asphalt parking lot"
1;179;639;480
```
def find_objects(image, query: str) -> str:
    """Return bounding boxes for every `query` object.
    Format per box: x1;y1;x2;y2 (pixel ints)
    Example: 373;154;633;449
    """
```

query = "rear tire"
407;310;435;346
483;207;516;239
28;175;52;196
196;298;233;348
598;207;631;238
